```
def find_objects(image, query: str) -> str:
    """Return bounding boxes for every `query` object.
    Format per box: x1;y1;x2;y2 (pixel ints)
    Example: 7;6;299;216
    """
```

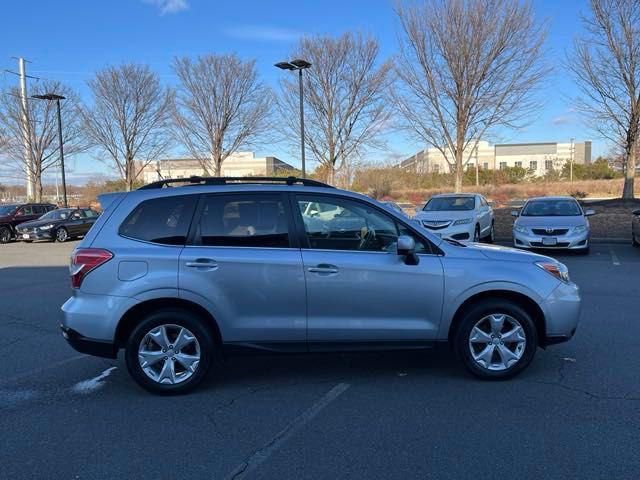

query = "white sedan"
413;193;494;242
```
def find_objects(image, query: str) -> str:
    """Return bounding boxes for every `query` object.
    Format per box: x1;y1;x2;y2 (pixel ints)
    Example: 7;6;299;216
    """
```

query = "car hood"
470;242;553;263
17;218;60;228
515;215;586;228
414;210;475;222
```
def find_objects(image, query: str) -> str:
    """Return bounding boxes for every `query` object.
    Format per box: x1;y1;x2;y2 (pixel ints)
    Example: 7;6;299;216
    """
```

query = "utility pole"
475;145;479;187
18;58;33;199
570;137;575;183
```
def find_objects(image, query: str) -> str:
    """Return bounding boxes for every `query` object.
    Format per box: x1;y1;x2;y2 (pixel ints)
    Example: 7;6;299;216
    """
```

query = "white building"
400;140;592;176
140;152;295;184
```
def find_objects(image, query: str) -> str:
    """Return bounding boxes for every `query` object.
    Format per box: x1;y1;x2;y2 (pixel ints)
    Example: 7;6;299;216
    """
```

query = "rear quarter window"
119;195;198;245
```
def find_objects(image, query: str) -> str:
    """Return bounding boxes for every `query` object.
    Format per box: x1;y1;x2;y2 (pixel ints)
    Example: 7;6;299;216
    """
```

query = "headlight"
536;261;570;283
39;224;55;230
452;218;473;226
573;225;588;233
513;224;528;234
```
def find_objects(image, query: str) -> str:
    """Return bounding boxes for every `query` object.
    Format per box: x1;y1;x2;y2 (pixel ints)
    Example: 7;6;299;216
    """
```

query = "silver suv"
61;177;581;394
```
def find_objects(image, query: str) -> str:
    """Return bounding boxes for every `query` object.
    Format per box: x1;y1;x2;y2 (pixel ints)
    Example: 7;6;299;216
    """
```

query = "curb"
495;237;630;245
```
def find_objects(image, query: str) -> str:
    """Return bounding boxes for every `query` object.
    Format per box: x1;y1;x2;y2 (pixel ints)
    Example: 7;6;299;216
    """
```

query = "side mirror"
415;204;424;213
584;209;596;217
511;210;520;217
397;235;419;265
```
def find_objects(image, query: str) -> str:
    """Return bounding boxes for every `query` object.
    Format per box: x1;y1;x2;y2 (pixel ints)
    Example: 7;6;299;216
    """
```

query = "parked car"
15;207;100;243
413;193;494;242
381;201;408;216
0;203;57;244
61;177;580;394
512;197;594;254
633;208;640;248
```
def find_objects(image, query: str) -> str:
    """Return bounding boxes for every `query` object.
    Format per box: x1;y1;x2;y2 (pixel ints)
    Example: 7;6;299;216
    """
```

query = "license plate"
22;234;30;239
542;237;557;246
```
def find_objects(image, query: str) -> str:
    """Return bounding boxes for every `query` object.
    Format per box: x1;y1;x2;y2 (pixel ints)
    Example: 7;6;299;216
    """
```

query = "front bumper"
513;229;589;250
15;229;54;241
422;223;476;241
541;280;581;344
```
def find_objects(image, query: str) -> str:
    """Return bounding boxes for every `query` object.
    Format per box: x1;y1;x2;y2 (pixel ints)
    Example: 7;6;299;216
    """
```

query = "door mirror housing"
511;210;520;217
584;209;596;217
397;235;419;265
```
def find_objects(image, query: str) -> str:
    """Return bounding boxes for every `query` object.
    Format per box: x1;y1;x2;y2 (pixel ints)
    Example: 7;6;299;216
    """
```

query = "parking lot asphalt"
1;241;639;479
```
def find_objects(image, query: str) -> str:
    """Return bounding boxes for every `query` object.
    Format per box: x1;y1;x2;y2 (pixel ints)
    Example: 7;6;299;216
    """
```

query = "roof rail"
138;176;334;190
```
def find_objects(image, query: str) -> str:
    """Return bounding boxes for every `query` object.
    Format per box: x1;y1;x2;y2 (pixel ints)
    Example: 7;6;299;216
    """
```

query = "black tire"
0;226;11;244
125;308;216;395
577;246;590;255
454;299;538;380
484;221;495;243
54;227;68;243
633;235;639;248
24;240;33;243
473;225;481;242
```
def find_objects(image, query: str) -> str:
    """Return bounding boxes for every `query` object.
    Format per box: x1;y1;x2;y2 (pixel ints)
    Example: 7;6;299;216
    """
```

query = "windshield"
521;199;582;217
0;205;18;215
423;196;475;211
40;209;73;220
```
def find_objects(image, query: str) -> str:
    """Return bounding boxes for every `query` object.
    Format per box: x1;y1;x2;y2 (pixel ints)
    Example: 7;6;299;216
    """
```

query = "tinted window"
70;210;85;219
521;199;582;217
18;206;33;215
84;209;99;218
33;205;46;215
0;205;18;215
297;196;428;253
423;196;475;212
119;195;198;245
194;194;290;248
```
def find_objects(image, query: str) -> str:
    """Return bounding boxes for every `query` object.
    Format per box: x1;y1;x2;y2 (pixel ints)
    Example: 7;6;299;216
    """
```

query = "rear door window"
192;194;291;248
119;195;198;245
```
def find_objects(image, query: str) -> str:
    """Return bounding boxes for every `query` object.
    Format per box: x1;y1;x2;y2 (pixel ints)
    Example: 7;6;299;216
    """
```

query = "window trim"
186;191;298;249
290;192;441;256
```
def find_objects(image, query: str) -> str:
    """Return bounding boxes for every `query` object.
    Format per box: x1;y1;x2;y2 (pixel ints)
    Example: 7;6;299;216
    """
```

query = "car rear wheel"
455;299;538;380
55;227;68;242
484;222;495;243
633;234;639;248
473;225;480;242
0;227;11;244
125;309;215;395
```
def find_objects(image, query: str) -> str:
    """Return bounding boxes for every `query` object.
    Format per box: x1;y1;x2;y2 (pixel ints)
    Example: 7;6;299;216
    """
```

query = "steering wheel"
358;226;376;250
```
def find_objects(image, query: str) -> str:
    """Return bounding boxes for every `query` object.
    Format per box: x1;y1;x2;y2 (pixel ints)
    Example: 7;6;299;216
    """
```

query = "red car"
0;203;57;244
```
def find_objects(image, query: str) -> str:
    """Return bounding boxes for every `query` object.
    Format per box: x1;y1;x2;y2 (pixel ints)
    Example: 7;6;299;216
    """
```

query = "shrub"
569;189;588;199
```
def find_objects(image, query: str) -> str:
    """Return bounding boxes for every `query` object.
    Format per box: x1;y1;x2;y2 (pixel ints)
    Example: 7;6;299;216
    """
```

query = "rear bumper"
60;325;117;358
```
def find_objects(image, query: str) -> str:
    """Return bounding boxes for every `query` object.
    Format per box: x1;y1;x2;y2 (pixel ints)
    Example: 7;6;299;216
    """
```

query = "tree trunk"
213;156;222;177
327;163;336;186
622;143;636;199
125;158;135;191
34;175;42;203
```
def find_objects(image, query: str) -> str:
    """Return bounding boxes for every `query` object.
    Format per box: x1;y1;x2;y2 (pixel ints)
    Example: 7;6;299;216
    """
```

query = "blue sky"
0;0;600;183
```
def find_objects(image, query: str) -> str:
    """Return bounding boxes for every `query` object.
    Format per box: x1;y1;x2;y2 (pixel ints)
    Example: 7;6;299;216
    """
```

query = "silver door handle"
308;265;339;274
185;260;218;269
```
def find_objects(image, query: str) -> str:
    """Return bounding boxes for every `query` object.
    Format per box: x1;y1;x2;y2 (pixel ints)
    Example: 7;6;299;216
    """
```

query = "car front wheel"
0;226;11;244
455;299;538;380
125;309;215;394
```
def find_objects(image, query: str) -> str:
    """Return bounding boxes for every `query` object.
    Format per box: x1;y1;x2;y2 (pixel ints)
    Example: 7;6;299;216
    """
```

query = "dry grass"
393;178;637;207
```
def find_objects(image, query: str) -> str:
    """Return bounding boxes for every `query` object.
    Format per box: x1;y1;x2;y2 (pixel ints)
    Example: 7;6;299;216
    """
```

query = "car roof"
431;193;478;198
526;196;577;202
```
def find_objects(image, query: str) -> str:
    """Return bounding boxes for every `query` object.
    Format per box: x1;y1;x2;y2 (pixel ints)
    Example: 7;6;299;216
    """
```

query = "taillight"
70;248;113;289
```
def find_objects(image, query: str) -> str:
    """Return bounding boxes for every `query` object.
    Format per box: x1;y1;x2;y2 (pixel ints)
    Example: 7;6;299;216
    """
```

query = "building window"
515;161;523;168
499;162;507;170
545;160;554;171
529;161;538;171
432;164;440;174
483;162;489;170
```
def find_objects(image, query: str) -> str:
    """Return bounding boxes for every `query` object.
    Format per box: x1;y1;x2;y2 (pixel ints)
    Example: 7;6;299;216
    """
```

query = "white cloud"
224;26;301;42
143;0;189;15
551;115;572;126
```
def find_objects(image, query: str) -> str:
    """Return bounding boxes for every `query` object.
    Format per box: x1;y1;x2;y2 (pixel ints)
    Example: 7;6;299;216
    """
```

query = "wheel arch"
447;289;546;346
115;297;223;349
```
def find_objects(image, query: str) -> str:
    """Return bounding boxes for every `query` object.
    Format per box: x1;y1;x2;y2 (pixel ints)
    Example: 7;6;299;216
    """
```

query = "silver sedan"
512;196;594;254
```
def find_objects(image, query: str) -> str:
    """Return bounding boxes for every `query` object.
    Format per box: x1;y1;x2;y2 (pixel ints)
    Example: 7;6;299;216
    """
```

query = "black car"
15;208;100;243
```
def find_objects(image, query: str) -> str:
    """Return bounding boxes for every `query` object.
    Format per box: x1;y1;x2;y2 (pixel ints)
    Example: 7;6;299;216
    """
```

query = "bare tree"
0;81;86;201
82;64;172;190
172;54;272;176
394;0;549;192
572;0;639;199
278;32;393;185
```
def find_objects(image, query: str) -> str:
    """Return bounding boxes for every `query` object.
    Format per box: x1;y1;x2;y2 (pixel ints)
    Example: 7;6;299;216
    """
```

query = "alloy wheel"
56;228;68;242
0;227;10;244
138;324;201;385
468;314;526;371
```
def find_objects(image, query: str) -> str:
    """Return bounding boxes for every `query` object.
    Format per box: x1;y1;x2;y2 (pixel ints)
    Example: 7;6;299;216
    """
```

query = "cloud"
551;115;572;126
224;26;301;43
143;0;189;15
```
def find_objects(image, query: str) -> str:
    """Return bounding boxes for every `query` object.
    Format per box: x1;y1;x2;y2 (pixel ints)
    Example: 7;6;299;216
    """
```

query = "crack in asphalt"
524;358;640;402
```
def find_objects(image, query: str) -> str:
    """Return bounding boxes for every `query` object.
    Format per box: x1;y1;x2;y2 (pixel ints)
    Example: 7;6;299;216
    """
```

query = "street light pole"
32;93;67;207
275;59;312;178
570;137;575;184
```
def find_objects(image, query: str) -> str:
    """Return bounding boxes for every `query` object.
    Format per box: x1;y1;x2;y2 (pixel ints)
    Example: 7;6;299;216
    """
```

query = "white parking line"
71;367;117;394
609;246;620;266
224;382;351;480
